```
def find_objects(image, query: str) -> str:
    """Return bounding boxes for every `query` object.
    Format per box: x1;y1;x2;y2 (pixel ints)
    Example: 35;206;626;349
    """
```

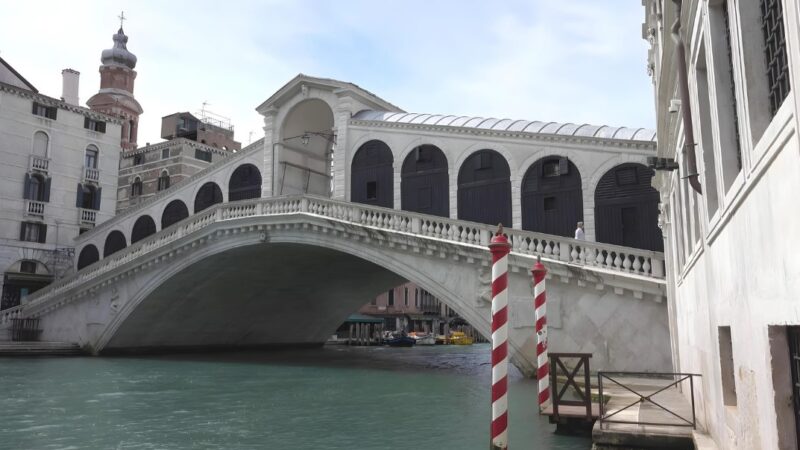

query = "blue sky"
1;1;654;147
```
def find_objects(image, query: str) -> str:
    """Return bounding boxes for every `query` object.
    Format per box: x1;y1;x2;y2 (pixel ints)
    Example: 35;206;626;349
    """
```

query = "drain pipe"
671;0;703;195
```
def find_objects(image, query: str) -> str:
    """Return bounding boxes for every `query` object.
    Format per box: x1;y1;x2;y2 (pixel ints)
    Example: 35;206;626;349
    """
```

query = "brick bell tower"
87;15;143;151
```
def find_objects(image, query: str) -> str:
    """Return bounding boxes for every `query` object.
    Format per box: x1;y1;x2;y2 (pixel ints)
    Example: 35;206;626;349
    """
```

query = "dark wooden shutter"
39;224;47;243
31;102;38;114
98;121;106;133
47;107;57;120
23;173;31;200
75;183;83;208
84;117;90;129
19;222;27;241
93;187;102;210
43;177;51;202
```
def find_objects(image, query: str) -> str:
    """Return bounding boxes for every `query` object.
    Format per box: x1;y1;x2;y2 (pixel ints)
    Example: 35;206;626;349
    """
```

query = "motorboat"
448;331;474;345
385;334;416;347
409;332;436;346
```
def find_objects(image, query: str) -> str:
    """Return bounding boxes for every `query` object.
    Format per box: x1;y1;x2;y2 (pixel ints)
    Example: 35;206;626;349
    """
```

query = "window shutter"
31;102;38;114
39;224;47;244
84;117;90;129
19;222;27;241
98;121;106;133
93;187;102;210
48;107;57;120
43;177;51;202
76;183;84;208
23;173;31;200
559;157;569;175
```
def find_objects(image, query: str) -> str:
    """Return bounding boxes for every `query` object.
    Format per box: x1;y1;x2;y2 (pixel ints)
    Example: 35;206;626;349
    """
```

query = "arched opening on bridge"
350;140;393;208
194;182;223;213
1;259;53;310
161;199;189;229
401;144;448;217
521;156;583;237
279;99;335;197
457;149;511;226
77;245;99;270
103;230;127;257
595;163;662;251
228;164;262;202
131;215;157;244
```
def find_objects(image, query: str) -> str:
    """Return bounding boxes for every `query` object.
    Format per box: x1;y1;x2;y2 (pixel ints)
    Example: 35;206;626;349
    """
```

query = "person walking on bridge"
574;221;585;240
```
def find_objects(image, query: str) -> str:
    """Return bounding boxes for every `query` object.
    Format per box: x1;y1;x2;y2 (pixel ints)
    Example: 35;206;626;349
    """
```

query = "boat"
385;335;416;347
409;332;436;346
448;331;474;345
435;335;448;345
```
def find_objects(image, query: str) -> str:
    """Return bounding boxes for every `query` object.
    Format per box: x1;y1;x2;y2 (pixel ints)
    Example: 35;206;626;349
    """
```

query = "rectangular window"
133;154;144;166
718;326;737;406
761;0;790;116
162;148;170;159
31;102;57;120
85;149;98;169
195;149;212;162
615;167;638;186
415;289;419;308
19;260;37;274
695;42;720;217
19;222;47;244
543;196;557;211
387;289;394;306
83;117;106;133
366;181;377;200
543;161;560;177
404;287;409;307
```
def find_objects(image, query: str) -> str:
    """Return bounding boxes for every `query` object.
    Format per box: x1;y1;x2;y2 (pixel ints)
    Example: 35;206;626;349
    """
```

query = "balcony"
79;208;97;225
83;167;100;183
29;155;49;173
25;200;45;217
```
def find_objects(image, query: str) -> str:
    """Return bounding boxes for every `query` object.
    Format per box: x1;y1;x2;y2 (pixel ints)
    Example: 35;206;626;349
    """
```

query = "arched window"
103;230;127;257
77;245;99;270
228;164;262;201
157;171;170;191
350;140;393;208
457;149;511;226
32;131;48;157
595;163;662;251
131;177;143;197
521;156;582;237
85;145;98;169
131;215;157;244
194;182;223;213
401;145;449;217
161;200;189;229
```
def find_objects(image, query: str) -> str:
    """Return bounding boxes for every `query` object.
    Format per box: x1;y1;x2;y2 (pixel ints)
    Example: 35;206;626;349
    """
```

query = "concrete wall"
645;0;800;447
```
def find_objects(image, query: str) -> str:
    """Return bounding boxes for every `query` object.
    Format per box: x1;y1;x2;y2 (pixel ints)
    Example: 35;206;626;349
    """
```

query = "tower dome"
100;27;137;69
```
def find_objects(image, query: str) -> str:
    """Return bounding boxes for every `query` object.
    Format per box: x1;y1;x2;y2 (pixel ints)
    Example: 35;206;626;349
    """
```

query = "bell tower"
87;13;143;151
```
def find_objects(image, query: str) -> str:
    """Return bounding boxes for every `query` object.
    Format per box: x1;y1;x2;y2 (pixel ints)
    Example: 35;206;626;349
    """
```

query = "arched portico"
277;99;335;197
401;144;449;217
595;163;662;251
521;156;582;237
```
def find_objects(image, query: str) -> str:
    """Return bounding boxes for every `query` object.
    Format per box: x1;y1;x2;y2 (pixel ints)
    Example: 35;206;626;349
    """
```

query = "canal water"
0;344;590;449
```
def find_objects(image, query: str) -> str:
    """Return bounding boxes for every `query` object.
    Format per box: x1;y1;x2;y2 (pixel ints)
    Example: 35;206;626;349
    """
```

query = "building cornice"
122;138;235;158
0;82;123;125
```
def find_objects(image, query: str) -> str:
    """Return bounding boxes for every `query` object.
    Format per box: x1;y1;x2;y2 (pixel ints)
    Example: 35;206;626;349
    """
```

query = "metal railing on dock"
597;371;700;429
545;353;597;422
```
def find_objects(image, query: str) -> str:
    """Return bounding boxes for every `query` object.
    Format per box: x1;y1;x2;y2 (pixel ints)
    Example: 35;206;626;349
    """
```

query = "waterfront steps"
0;341;83;356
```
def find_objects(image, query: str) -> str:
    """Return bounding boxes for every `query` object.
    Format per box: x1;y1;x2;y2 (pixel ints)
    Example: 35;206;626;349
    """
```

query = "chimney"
61;69;80;106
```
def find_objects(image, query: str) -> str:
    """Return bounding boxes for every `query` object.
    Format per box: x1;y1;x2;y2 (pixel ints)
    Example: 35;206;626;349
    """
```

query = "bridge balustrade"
0;195;665;326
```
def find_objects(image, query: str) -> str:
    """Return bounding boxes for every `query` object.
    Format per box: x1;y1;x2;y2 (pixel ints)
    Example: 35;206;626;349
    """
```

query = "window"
543;196;557;211
615;167;638;186
404;287;409;306
415;289;419;308
85;145;98;169
162;148;170;159
387;289;394;306
721;2;742;171
19;222;47;243
32;131;48;157
761;0;790;116
718;326;737;406
31;102;57;120
83;117;106;133
366;181;377;200
195;149;212;162
695;43;720;217
24;173;48;202
19;261;37;274
157;172;170;191
133;154;144;166
79;184;100;210
543;160;560;177
131;178;143;197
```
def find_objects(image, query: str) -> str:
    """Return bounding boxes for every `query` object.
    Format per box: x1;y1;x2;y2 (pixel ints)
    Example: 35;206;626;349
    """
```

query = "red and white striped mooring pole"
532;256;550;411
489;225;511;450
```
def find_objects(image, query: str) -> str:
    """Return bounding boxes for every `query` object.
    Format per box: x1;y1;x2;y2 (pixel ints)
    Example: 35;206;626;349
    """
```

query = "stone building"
643;0;800;447
0;57;122;309
360;281;456;333
161;112;241;151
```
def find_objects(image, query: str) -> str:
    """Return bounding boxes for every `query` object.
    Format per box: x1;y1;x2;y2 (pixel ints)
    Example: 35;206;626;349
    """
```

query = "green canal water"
0;344;590;449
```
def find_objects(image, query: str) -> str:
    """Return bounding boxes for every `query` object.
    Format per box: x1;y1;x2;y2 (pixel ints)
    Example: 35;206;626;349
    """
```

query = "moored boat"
385;335;416;347
409;332;436;345
448;331;474;345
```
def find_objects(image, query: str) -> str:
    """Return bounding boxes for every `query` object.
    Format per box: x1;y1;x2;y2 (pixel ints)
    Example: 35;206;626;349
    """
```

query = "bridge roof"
351;110;657;143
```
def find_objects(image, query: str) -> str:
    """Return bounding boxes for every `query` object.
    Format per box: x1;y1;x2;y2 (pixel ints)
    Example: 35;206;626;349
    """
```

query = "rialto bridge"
1;75;670;375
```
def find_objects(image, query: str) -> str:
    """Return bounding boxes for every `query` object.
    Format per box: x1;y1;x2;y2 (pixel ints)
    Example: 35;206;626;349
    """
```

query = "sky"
1;1;655;147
